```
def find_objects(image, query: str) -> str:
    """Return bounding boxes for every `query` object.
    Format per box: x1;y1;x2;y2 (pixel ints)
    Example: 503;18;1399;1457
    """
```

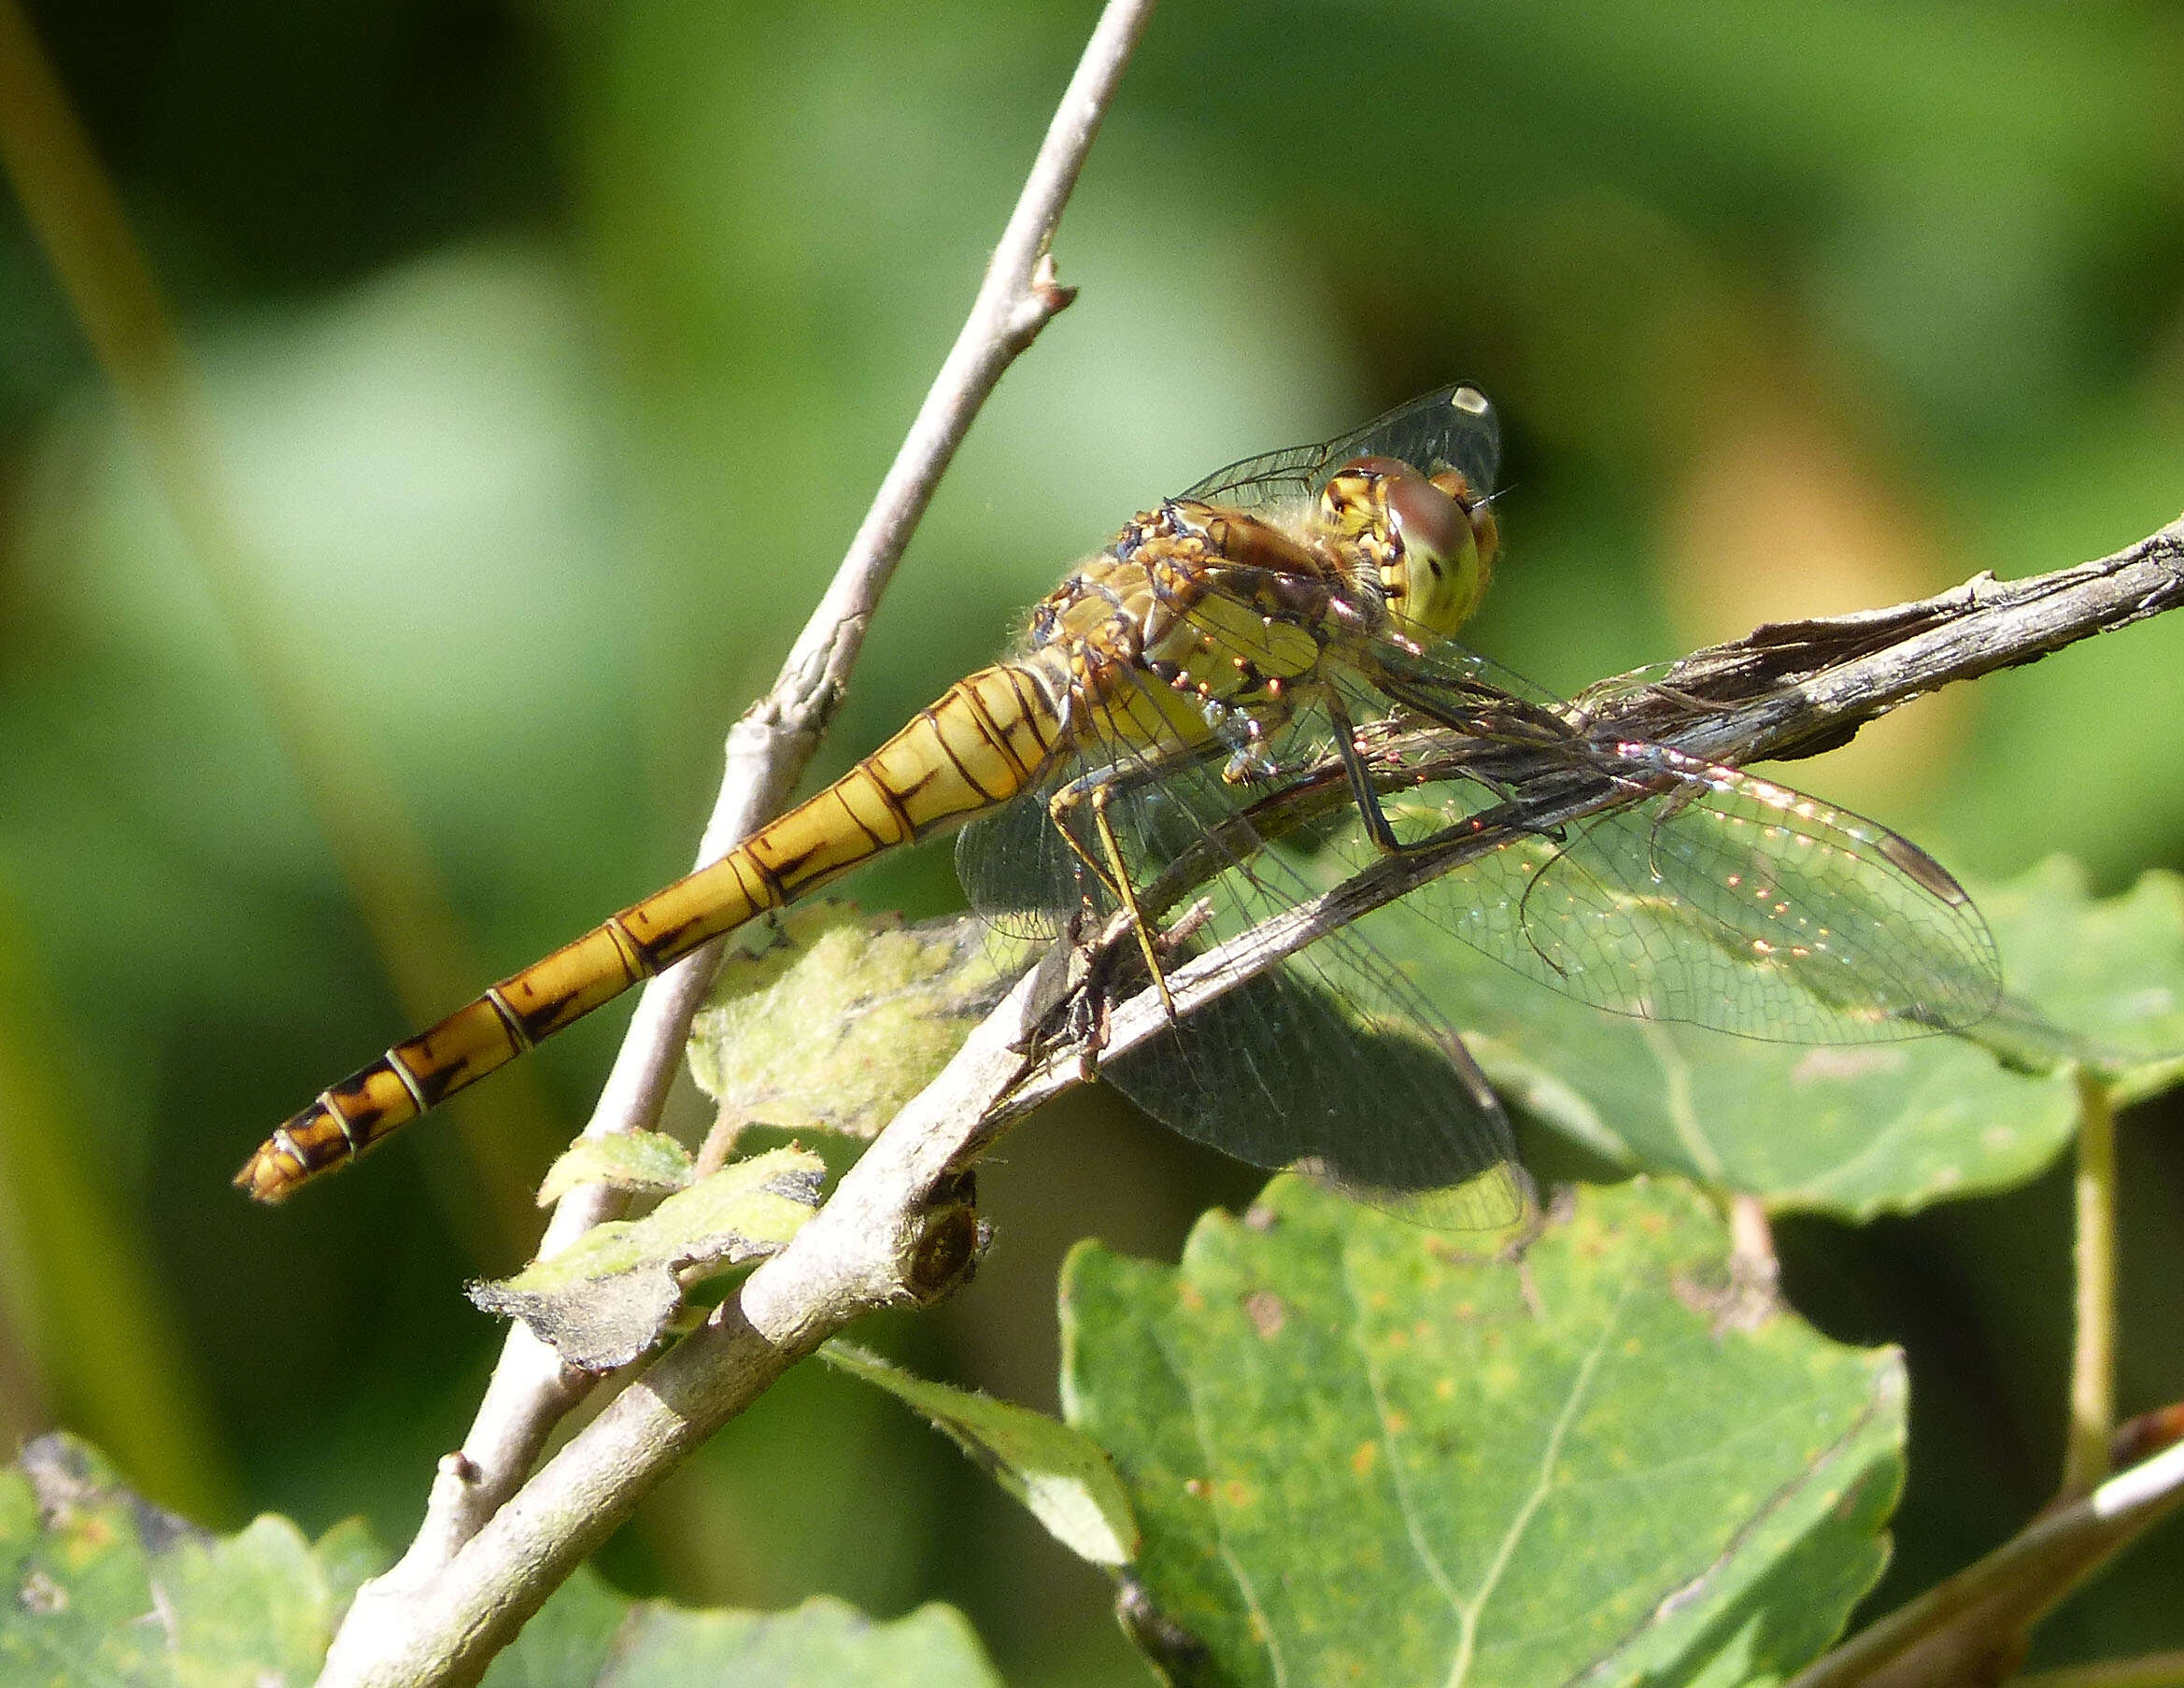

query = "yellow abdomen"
235;662;1061;1201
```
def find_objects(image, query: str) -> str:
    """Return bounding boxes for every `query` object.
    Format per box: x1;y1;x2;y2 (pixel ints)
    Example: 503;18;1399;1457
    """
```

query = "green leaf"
1973;859;2184;1106
469;1145;825;1369
535;1130;697;1205
1468;1005;2073;1221
310;1517;386;1624
0;1432;386;1685
1378;857;2184;1219
0;1436;1001;1686
820;1340;1139;1567
688;904;1028;1142
485;1576;1004;1686
1062;1178;1904;1688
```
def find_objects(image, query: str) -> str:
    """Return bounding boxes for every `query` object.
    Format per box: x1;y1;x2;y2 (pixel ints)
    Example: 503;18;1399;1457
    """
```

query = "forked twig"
322;0;1160;1680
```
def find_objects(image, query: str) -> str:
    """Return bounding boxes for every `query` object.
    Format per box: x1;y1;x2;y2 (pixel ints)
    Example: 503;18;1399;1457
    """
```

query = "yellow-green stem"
2062;1064;2117;1498
0;0;559;1255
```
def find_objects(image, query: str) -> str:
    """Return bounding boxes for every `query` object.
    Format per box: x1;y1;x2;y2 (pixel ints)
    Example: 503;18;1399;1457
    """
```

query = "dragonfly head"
1320;456;1497;643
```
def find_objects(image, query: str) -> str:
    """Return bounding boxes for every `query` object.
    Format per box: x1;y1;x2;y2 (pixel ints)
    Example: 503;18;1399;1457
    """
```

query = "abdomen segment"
234;662;1058;1201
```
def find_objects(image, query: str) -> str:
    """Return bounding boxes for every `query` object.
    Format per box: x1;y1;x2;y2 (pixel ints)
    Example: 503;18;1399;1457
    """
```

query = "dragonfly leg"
1324;688;1405;854
1046;778;1178;1023
1091;786;1178;1021
1045;778;1125;904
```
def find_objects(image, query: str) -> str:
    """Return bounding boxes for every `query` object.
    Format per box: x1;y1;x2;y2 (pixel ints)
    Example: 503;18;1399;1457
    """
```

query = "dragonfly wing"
1338;640;2005;1042
1181;384;1502;512
1428;754;2002;1040
955;778;1078;941
958;669;1524;1227
953;699;1226;941
1105;901;1528;1230
1072;702;1522;1227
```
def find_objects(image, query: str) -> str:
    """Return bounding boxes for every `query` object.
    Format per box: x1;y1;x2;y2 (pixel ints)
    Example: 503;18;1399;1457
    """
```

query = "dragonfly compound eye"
1429;467;1497;572
1333;456;1493;642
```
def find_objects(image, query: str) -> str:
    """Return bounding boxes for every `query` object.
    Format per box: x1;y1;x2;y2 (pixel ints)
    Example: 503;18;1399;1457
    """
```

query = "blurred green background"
0;2;2180;1681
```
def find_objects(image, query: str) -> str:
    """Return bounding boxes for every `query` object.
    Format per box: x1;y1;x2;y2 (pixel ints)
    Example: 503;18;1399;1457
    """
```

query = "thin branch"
325;512;2183;1685
2063;1066;2119;1499
348;0;1162;1638
1053;518;2184;1070
1787;1440;2184;1688
1578;522;2184;761
984;525;2184;1119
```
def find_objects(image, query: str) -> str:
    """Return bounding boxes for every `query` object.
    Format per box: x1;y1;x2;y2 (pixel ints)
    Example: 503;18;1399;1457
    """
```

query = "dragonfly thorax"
1021;502;1359;762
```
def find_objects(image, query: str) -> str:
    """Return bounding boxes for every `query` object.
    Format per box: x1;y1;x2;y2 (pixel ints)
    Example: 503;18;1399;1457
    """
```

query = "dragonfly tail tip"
234;1148;295;1204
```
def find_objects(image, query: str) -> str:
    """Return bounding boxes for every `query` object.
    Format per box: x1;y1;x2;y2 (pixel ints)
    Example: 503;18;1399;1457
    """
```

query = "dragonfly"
236;386;2003;1223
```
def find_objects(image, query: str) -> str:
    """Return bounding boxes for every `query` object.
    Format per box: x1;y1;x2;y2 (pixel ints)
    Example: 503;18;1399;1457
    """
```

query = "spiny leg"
1339;676;1590;859
1044;764;1130;902
1091;784;1177;1021
1047;774;1178;1022
1324;687;1405;854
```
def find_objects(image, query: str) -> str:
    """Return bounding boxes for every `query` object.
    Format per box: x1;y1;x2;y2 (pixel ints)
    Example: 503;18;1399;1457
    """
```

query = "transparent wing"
1108;874;1528;1230
957;531;1996;1225
953;775;1089;942
1181;383;1502;513
955;656;1524;1227
1327;638;2005;1041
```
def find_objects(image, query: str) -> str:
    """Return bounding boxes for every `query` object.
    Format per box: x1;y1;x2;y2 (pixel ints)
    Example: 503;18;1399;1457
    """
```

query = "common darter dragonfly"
237;387;2002;1224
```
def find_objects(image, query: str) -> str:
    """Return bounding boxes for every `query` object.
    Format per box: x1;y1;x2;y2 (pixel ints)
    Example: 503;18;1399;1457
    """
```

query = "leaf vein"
1446;1284;1629;1688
